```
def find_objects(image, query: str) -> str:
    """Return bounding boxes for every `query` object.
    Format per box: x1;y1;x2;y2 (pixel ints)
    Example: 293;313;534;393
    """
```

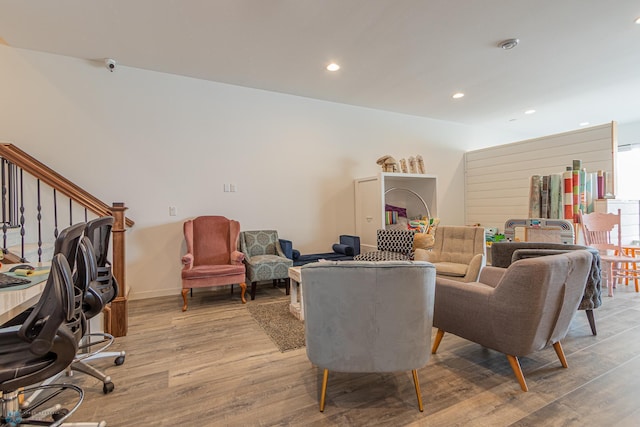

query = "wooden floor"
65;282;640;426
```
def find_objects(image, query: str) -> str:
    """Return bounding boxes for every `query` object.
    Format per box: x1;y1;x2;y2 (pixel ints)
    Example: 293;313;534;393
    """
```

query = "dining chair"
580;209;640;296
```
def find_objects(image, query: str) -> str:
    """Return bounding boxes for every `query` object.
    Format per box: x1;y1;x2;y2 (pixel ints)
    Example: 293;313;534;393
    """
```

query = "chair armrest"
182;253;194;268
339;235;361;256
231;250;245;264
478;266;506;288
279;239;294;259
434;279;495;330
462;253;485;282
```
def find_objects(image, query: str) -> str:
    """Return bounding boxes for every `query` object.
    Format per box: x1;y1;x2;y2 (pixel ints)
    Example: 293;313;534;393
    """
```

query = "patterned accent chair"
181;216;247;311
239;230;293;300
354;229;416;261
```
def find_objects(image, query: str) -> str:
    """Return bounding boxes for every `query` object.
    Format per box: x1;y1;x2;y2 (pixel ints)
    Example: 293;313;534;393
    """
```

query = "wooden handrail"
0;143;134;227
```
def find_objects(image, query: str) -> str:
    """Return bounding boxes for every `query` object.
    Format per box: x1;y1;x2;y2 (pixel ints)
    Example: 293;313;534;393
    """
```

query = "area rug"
247;300;305;352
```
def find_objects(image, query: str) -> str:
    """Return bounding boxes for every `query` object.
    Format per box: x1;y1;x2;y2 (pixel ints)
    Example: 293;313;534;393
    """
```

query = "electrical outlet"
223;184;231;192
169;206;177;216
230;184;237;192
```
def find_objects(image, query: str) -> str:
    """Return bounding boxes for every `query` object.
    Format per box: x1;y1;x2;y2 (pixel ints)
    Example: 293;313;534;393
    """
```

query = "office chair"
1;253;106;426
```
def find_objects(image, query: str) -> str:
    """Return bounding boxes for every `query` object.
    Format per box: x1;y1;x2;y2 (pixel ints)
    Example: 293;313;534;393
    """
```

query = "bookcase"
354;173;437;252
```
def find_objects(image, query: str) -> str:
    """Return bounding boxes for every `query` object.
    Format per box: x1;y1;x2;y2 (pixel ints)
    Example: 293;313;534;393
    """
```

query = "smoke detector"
498;38;519;50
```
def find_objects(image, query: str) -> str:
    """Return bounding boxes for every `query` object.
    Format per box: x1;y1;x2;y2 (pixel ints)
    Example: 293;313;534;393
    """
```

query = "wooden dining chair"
580;209;640;296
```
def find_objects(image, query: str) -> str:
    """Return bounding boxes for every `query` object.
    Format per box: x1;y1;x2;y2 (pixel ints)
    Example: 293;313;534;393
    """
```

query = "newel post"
109;202;129;337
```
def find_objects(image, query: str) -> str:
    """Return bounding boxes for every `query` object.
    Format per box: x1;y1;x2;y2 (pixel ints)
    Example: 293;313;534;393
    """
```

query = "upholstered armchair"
181;216;247;311
354;229;415;261
490;241;602;335
414;225;485;282
238;230;293;300
431;250;592;391
302;260;436;412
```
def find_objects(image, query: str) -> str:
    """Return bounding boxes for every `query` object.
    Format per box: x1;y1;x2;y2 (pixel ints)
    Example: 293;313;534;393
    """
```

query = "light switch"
169;206;177;216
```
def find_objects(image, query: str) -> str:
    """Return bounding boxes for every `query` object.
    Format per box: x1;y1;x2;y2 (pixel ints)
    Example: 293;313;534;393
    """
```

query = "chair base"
250;279;290;300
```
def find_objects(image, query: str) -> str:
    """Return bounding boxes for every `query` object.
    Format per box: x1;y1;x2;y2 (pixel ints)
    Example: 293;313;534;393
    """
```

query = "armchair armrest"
339;235;361;256
434;279;495;331
462;253;485;282
478;266;506;288
182;253;194;268
231;250;245;264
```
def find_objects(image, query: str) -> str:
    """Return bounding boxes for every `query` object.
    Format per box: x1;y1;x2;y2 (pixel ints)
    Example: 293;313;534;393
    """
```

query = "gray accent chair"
238;230;293;300
414;225;486;282
490;242;602;335
301;260;436;412
431;250;592;392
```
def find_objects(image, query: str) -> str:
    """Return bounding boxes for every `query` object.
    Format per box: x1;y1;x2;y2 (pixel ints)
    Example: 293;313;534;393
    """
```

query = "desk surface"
0;265;49;324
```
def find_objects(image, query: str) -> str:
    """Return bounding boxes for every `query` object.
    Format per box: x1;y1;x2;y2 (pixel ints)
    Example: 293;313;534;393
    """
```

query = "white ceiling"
2;0;640;140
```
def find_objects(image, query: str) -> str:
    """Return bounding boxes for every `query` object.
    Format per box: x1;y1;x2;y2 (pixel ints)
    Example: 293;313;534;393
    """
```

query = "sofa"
490;241;602;335
280;235;361;266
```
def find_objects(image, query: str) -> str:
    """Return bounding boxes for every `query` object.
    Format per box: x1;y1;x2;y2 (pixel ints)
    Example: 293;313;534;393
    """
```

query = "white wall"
0;46;510;299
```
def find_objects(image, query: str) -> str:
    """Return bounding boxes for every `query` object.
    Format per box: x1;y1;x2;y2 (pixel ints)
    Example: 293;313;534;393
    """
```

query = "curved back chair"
182;216;247;309
432;250;592;391
414;225;485;282
238;230;291;300
302;260;436;412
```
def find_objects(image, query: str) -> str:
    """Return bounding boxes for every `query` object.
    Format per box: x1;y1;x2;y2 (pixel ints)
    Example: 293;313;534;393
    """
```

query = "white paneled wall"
465;123;616;231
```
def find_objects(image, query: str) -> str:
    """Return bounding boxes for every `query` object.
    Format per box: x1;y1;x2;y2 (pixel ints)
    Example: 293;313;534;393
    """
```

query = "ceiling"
1;0;640;140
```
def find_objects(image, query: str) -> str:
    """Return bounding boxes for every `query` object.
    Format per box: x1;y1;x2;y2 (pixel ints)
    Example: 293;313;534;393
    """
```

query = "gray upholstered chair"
302;260;436;412
238;230;293;300
490;241;602;335
354;229;415;261
431;250;592;392
414;225;486;282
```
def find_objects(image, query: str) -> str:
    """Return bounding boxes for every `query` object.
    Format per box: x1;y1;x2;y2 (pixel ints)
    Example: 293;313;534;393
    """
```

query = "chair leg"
431;329;445;354
585;309;597;335
506;355;528;392
552;341;568;368
412;369;424;412
319;369;329;412
251;282;257;300
285;278;291;295
239;282;247;304
181;289;189;312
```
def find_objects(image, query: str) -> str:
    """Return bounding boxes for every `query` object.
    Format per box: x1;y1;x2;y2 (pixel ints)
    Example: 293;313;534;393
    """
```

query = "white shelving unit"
354;172;437;252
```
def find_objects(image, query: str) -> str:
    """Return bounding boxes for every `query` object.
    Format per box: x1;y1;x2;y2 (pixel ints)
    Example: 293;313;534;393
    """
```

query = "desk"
0;273;48;324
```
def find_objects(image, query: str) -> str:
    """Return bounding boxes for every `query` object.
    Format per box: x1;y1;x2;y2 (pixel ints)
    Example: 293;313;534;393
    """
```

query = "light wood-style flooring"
65;282;640;426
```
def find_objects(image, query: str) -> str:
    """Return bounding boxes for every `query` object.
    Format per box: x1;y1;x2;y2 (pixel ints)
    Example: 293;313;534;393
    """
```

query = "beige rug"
247;300;305;352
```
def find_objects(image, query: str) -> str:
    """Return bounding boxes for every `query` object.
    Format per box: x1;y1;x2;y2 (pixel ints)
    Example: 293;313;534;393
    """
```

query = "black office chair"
0;254;90;426
70;217;125;395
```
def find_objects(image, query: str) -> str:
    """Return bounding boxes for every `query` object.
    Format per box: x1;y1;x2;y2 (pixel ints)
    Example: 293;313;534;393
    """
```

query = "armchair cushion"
424;226;486;282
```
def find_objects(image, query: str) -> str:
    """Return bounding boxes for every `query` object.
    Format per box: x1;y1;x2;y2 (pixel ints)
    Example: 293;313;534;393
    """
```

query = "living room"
2;1;640;425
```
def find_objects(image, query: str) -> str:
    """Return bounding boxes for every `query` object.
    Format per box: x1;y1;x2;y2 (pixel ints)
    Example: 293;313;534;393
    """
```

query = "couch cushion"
182;264;244;279
434;262;468;277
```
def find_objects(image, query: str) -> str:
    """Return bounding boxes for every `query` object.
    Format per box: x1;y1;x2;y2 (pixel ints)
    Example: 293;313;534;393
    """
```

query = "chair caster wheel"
115;355;125;366
103;382;115;394
52;408;70;421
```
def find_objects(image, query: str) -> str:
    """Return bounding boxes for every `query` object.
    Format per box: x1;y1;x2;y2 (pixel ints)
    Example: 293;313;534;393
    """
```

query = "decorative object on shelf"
399;158;408;173
416;155;425;174
376;155;399;172
408;156;417;173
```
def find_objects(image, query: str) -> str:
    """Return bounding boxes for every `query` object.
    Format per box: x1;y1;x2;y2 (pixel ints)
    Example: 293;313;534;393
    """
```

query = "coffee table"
288;266;304;321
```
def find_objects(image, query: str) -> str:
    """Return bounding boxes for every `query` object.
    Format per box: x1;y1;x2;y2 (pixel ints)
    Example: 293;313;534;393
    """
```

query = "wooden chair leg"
412;369;424;412
552;341;568;368
506;355;528;391
285;278;291;295
585;309;597;335
239;282;247;304
431;329;445;354
319;369;329;412
181;288;189;312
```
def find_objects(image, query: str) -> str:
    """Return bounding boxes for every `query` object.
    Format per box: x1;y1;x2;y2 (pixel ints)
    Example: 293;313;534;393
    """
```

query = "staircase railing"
0;143;133;337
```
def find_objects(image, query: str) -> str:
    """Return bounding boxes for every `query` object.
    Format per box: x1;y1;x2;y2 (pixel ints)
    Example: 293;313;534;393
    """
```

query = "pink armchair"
181;216;247;311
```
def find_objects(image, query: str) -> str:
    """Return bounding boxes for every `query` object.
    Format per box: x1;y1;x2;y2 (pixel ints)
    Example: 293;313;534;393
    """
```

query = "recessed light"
326;63;340;71
524;109;536;115
580;122;590;126
452;92;464;99
635;17;640;24
498;38;520;50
